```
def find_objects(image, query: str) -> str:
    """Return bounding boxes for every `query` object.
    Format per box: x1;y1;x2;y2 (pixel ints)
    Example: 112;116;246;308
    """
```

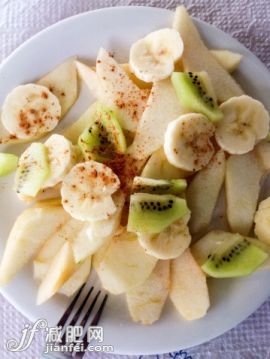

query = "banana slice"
61;161;120;221
2;84;61;139
215;95;270;154
129;28;183;82
138;213;191;259
164;113;215;171
43;134;77;188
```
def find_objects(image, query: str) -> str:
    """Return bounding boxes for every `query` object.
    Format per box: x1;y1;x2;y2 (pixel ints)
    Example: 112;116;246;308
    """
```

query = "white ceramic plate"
0;6;270;356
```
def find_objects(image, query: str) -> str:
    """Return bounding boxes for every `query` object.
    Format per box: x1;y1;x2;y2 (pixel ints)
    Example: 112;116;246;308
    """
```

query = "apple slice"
93;231;157;294
58;257;91;297
0;204;70;286
76;61;104;100
37;59;78;117
170;249;210;320
37;242;76;304
173;6;243;102
128;79;185;160
210;50;242;73
126;260;169;325
226;151;264;235
96;48;149;132
187;151;226;234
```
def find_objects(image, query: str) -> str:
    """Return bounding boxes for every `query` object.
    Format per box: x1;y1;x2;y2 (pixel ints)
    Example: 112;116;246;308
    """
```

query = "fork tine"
72;293;109;359
61;286;94;345
57;284;86;327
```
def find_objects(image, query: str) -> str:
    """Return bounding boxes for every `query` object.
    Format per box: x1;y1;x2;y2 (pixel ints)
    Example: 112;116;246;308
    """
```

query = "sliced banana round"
86;191;125;240
215;95;270;154
129;28;184;83
1;84;61;139
138;213;191;259
61;161;120;221
164;113;215;171
43;134;77;188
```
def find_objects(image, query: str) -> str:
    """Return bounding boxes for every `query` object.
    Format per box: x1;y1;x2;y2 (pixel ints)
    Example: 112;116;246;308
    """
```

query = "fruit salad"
0;6;270;325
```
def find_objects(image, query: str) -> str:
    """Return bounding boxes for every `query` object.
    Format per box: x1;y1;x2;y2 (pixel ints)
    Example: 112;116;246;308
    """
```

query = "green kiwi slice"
78;105;126;162
132;176;187;195
201;236;268;278
14;143;50;197
171;71;223;122
127;193;189;234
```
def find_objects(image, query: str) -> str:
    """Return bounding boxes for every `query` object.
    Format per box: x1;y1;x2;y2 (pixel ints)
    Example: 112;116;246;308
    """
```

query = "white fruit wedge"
71;192;124;263
64;102;99;144
96;48;149;132
170;249;210;320
33;217;84;281
37;59;78;117
126;260;170;325
216;95;269;155
75;61;105;100
93;231;157;294
33;261;49;282
129;28;184;82
141;148;191;179
226;151;264;235
138;213;191;260
210;50;242;73
254;197;270;246
2;84;61;140
43;134;77;188
187;151;226;234
164;113;215;171
128;79;185;160
0;204;70;286
37;242;76;305
58;257;91;297
61;161;120;221
173;6;243;102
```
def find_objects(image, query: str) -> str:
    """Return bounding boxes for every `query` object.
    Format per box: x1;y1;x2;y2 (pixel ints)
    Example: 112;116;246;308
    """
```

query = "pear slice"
210;50;242;73
37;242;76;304
173;6;243;102
126;260;170;325
93;231;157;294
128;79;185;160
170;249;210;320
187;151;226;234
37;59;78;117
58;257;91;297
0;205;70;286
226;151;264;235
96;48;149;132
141;148;190;179
63;102;98;144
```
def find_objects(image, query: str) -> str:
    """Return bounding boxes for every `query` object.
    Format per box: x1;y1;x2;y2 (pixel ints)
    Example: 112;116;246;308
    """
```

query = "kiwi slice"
14;143;50;197
78;105;126;162
0;153;18;177
171;71;223;122
201;236;268;278
132;176;187;195
127;193;189;234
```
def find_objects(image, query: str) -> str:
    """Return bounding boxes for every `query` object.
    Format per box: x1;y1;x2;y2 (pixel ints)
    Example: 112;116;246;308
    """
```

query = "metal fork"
41;284;108;359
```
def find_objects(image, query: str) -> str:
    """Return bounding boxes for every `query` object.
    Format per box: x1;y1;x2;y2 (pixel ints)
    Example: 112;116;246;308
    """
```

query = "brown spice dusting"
41;91;48;99
61;92;65;97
